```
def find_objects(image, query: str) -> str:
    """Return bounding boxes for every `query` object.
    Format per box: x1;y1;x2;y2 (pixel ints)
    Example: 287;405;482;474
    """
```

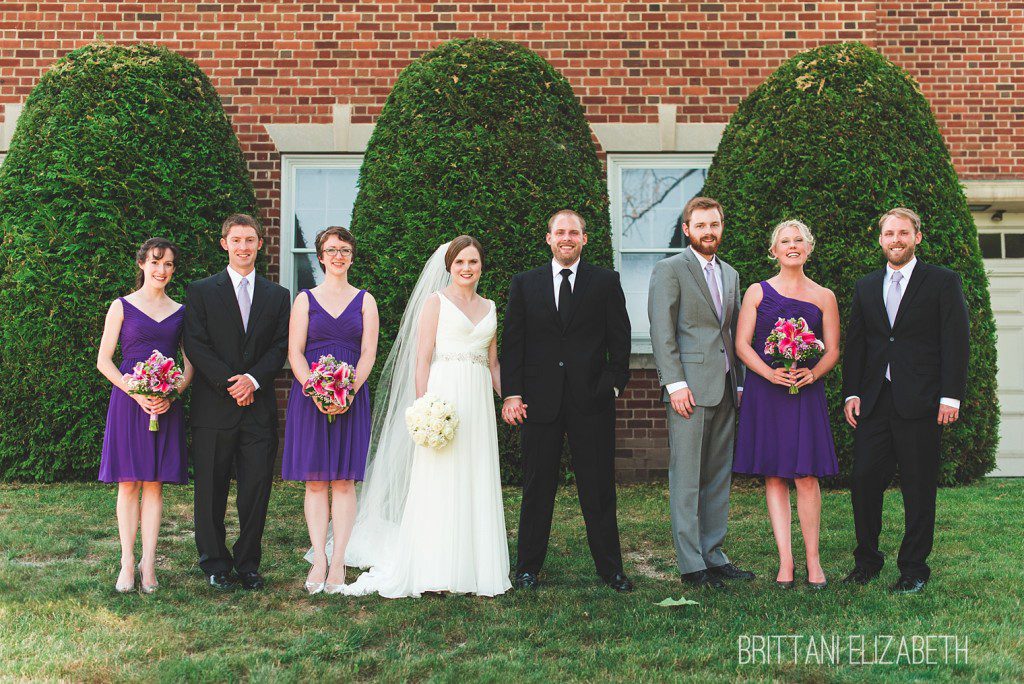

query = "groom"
184;214;290;590
842;207;969;594
501;209;633;592
648;196;752;589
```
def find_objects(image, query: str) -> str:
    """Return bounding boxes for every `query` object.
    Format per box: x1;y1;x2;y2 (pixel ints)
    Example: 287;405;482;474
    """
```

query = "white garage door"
976;211;1024;476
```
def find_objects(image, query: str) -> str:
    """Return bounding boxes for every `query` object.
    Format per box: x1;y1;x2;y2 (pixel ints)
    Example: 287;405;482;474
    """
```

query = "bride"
309;236;512;598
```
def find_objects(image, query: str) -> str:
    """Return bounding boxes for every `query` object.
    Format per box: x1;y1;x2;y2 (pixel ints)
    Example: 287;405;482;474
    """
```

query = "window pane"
292;166;360;293
979;233;1002;259
293;167;359;249
621;252;674;338
620;167;707;250
1004;233;1024;259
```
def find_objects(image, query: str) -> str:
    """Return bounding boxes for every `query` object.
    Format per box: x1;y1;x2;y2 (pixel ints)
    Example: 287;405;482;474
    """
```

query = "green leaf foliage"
0;43;258;482
702;42;997;485
350;38;613;483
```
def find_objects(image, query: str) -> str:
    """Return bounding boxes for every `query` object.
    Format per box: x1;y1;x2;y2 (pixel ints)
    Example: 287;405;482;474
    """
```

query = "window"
608;154;713;350
279;155;363;297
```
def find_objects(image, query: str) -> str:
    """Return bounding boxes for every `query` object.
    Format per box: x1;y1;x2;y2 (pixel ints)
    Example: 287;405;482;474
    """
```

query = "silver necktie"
238;278;251;332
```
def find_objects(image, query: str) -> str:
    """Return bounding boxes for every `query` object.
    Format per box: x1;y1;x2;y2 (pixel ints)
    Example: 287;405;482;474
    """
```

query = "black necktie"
559;268;573;327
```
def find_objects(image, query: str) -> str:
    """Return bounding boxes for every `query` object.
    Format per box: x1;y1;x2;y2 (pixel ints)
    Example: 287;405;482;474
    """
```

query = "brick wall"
2;2;1020;480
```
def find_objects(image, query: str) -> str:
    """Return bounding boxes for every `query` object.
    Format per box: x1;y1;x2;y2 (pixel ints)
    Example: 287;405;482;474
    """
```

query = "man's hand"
937;404;959;426
228;374;256;405
670;387;695;419
502;397;528;425
844;397;861;428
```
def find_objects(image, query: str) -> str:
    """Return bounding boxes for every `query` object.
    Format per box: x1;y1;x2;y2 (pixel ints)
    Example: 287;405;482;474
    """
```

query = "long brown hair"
135;238;181;289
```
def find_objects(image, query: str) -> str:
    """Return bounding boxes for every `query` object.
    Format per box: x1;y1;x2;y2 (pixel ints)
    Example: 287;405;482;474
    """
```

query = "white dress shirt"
226;266;260;391
845;257;959;409
666;247;742;396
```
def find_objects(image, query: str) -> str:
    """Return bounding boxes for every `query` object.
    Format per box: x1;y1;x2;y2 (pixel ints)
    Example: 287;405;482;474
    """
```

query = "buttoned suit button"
558;361;564;367
889;337;895;342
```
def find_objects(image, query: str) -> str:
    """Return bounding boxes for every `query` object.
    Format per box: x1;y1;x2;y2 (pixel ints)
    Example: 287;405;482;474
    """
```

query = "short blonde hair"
547;209;586;233
769;219;815;258
879;207;921;233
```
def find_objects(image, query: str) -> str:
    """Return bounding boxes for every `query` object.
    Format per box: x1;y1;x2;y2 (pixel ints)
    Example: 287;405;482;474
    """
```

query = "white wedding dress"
342;292;512;598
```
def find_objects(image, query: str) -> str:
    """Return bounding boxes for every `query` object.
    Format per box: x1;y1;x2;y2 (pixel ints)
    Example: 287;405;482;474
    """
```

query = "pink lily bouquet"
302;354;356;423
123;350;184;431
764;317;825;395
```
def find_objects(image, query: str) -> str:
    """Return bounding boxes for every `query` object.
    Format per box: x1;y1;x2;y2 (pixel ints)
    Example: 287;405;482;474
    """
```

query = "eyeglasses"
323;247;353;258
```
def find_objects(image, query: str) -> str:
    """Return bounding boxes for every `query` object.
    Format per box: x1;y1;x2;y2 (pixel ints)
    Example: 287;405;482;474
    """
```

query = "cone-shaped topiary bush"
703;41;997;485
351;38;612;483
0;43;258;481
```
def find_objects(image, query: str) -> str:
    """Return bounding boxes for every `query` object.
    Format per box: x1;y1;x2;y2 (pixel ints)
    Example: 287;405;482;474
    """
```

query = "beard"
691;236;720;257
885;242;916;267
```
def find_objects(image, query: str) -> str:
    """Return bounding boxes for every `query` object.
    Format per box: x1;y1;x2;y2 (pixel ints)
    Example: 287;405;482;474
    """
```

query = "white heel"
324;566;347;594
115;565;135;593
138;562;159;594
306;564;328;595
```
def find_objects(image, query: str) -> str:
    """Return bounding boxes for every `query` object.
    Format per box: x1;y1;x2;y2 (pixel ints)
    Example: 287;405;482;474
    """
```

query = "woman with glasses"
281;226;379;594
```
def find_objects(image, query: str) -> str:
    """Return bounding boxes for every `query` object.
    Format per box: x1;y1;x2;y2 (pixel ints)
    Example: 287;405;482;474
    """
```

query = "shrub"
350;38;613;483
0;43;258;481
702;41;998;485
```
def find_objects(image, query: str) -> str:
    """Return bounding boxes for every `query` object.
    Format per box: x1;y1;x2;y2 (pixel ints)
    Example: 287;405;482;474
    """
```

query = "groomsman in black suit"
184;214;290;590
501;209;633;592
842;207;969;594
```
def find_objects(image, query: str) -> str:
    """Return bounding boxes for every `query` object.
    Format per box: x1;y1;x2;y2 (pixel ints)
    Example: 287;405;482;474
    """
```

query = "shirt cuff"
665;380;688;394
613;387;619;398
736;386;743;392
504;395;522;401
245;373;260;391
845;395;859;404
940;397;961;410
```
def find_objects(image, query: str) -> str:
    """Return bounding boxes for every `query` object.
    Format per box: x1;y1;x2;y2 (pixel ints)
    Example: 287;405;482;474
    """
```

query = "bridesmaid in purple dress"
96;238;194;594
281;227;379;594
733;220;840;589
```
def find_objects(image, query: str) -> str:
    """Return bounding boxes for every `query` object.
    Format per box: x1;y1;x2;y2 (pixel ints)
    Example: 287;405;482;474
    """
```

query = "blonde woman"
732;220;840;589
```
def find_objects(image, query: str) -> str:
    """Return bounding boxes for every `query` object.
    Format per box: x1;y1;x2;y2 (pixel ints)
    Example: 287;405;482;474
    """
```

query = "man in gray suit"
648;196;753;589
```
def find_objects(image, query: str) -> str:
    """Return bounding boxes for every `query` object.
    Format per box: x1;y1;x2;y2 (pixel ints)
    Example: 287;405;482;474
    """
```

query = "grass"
0;478;1021;682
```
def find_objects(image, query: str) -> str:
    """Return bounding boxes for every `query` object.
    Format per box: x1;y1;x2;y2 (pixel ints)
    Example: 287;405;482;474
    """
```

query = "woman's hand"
791;367;816;389
768;367;796;388
148;397;172;415
131;394;154;414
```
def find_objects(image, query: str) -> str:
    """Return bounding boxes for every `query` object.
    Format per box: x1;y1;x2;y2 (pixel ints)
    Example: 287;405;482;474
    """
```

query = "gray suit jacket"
648;249;744;407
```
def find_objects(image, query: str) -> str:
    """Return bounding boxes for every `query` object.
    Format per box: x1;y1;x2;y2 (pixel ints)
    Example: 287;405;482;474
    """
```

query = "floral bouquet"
764;317;825;395
405;393;459;450
302;355;356;423
123;350;184;431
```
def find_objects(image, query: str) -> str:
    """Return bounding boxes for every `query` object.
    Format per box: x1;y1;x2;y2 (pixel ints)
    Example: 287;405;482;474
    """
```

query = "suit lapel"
216;270;245;337
865;269;889;331
719;261;735;329
539;266;559;325
246;275;270;339
563;261;592;330
682;249;719;318
892;261;929;331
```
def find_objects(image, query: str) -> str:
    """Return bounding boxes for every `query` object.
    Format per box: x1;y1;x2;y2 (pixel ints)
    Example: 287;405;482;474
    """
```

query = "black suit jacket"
501;261;631;423
842;260;969;420
184;270;291;430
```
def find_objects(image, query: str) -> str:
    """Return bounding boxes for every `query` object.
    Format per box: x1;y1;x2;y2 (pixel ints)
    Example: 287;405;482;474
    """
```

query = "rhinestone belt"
435;351;488;367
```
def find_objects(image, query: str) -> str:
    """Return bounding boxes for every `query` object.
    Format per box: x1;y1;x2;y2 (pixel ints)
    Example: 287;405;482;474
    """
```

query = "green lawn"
0;478;1021;681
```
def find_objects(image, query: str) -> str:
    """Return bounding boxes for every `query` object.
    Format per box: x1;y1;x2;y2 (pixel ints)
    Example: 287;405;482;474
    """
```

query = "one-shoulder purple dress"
98;298;187;484
281;289;371;482
733;281;839;479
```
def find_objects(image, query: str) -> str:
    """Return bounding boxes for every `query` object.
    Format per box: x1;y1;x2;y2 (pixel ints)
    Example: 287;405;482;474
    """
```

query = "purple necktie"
885;271;903;380
238;278;251;332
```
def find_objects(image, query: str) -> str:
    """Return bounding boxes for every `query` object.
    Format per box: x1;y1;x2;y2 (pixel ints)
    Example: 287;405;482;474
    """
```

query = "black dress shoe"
207;571;236;591
238;571;265;591
890;576;927;594
842;567;878;585
708;563;755;581
680;569;725;589
513;572;538;589
604;572;634;593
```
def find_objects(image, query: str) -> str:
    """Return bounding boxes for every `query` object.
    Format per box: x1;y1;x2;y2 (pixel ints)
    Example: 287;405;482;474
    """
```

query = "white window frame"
279;154;363;299
608;153;714;352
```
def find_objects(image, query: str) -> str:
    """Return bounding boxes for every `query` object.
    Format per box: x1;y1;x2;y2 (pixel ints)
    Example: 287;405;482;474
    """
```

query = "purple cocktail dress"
98;298;187;484
733;281;839;479
281;289;371;482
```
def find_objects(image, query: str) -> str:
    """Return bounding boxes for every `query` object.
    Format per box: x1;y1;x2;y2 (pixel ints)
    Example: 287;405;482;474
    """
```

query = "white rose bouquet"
405;393;459;450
